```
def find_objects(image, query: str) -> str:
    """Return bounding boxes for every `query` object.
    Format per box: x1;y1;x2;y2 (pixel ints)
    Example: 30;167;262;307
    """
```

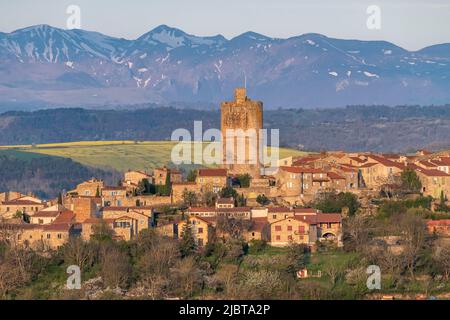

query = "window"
38;219;44;224
252;232;255;236
272;214;277;219
276;235;281;241
198;227;203;234
57;233;62;239
46;234;51;239
287;225;292;231
197;238;204;247
17;234;21;240
114;221;131;228
6;207;9;212
275;226;282;231
298;226;305;234
288;235;293;241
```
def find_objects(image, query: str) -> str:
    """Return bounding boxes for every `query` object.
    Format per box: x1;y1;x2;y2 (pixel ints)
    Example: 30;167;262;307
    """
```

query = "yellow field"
1;140;308;172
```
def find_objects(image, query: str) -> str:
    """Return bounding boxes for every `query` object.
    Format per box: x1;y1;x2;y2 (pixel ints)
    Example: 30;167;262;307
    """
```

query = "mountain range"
0;24;450;110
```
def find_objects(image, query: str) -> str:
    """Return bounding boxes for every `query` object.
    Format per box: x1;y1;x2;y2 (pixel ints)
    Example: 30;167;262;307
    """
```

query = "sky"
1;0;450;51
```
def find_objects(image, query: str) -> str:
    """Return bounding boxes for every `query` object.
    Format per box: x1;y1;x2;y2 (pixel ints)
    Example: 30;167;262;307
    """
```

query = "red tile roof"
367;155;404;169
268;207;293;213
316;213;342;223
43;223;72;232
427;219;450;226
198;168;227;177
52;210;75;224
280;166;325;174
32;211;60;218
416;168;450;177
1;199;43;205
217;197;234;204
327;172;345;180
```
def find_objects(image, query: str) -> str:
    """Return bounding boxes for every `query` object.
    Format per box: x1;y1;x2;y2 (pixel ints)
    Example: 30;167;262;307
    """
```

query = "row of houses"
173;201;343;248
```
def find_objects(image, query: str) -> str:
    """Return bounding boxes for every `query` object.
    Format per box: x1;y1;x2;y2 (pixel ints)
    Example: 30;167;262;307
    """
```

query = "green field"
0;140;308;172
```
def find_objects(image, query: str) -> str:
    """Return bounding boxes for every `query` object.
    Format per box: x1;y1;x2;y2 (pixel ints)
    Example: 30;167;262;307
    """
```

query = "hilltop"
0;140;307;172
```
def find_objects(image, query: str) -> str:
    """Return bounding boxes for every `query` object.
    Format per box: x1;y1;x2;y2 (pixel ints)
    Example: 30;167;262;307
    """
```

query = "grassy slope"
0;140;308;172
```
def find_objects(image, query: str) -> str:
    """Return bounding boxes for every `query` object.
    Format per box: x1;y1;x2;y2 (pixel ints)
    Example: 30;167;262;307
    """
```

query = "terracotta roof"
52;210;75;224
430;157;450;166
427;219;450;226
217;197;234;204
349;157;366;163
416;168;450;177
367;155;404;169
292;215;317;224
198;168;227;177
327;172;345;180
339;166;358;172
316;213;342;223
218;207;251;213
359;162;378;168
102;206;153;211
313;178;330;183
280;166;325;174
418;160;437;168
32;211;60;218
1;199;43;205
43;223;72;232
186;216;214;225
187;207;216;212
268;207;292;213
293;208;319;214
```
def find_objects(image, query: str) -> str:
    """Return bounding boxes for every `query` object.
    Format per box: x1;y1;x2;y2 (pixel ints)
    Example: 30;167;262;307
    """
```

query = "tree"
179;219;197;257
202;191;217;207
137;178;154;195
62;237;96;271
170;256;204;298
91;222;114;242
256;194;270;206
100;247;132;289
182;190;198;207
57;192;63;205
187;169;197;182
236;174;251;188
220;186;238;199
400;168;422;193
433;242;450;280
95;186;100;198
314;190;359;216
286;243;310;275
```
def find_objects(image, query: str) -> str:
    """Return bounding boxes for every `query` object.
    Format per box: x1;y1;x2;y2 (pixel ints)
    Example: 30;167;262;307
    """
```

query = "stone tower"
221;88;263;178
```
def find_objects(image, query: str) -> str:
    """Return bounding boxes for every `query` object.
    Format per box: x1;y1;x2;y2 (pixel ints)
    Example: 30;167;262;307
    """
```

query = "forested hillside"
1;105;450;152
0;152;119;199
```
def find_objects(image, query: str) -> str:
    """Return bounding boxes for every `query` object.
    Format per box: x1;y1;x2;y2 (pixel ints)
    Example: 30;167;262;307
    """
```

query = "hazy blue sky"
1;0;449;50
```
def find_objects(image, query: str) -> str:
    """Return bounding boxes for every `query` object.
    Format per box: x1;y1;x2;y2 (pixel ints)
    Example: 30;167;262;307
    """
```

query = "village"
0;89;449;253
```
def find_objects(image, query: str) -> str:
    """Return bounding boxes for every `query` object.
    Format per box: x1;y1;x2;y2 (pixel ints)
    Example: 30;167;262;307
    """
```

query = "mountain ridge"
0;24;449;109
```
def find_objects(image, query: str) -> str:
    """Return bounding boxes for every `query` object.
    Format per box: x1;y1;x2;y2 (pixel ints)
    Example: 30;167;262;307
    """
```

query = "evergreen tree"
179;219;197;257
